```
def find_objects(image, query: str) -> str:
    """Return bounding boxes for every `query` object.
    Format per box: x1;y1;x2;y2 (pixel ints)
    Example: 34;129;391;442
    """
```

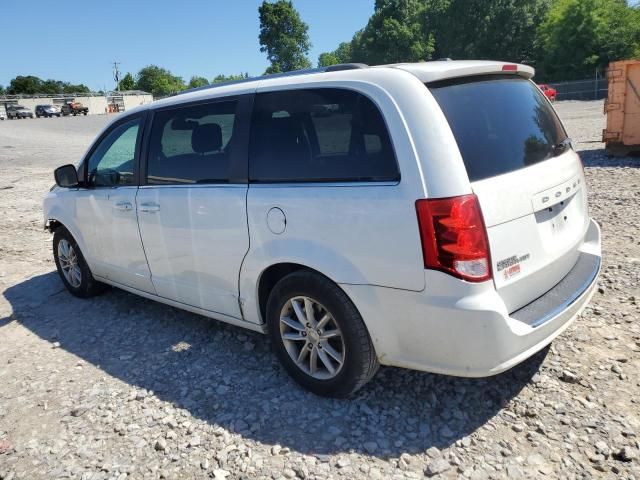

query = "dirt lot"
0;103;639;480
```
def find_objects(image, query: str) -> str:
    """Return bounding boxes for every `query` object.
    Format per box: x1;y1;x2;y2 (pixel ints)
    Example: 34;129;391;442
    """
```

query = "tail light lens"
415;194;492;282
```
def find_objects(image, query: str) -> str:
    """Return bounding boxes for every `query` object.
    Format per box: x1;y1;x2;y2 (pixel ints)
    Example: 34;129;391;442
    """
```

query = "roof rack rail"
325;63;369;72
178;67;323;95
178;63;370;96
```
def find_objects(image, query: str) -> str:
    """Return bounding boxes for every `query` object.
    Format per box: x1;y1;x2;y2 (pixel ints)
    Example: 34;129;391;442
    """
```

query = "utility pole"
112;61;121;92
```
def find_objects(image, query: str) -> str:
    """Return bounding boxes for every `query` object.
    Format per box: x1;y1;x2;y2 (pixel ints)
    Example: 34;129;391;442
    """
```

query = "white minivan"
44;61;601;397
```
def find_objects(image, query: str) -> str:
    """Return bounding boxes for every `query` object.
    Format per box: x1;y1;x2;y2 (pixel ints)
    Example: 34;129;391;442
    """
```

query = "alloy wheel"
58;239;82;288
279;296;345;380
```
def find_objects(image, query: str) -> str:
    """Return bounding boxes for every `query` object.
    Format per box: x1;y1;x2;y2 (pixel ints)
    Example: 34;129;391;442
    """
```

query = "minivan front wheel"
267;271;379;397
53;227;108;298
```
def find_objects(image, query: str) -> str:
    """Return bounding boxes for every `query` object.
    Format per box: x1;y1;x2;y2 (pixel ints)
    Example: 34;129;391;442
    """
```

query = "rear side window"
429;76;568;182
249;88;399;183
147;100;237;184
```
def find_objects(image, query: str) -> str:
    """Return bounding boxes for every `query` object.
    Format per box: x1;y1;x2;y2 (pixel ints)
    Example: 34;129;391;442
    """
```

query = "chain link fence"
547;78;608;101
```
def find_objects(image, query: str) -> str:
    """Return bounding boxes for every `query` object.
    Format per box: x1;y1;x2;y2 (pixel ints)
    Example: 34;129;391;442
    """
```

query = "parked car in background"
0;110;5;120
44;61;601;397
35;104;61;118
538;83;557;102
61;101;88;116
6;106;34;119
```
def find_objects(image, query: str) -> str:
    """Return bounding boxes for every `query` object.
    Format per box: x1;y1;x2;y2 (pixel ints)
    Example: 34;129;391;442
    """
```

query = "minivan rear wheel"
266;270;379;397
53;227;109;298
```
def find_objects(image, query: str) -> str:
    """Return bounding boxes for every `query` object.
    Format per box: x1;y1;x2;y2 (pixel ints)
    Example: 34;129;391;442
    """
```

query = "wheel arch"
43;211;90;264
255;262;362;327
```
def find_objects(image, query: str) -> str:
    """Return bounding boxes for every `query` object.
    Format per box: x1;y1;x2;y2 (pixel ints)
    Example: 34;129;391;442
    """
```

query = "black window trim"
248;86;401;185
140;94;253;186
79;111;148;188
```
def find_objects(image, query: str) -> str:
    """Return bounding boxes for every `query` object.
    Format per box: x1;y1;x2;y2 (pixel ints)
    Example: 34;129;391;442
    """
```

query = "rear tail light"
502;64;518;72
415;194;492;282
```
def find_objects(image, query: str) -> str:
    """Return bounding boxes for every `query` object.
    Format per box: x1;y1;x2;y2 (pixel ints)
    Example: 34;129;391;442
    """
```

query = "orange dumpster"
603;59;640;156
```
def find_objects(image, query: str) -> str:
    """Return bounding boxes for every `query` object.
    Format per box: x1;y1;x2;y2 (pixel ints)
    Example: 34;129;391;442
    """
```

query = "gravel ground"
0;102;639;480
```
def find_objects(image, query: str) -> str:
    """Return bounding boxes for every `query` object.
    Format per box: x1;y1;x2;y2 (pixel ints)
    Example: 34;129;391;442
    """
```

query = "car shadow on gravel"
2;272;548;459
578;147;640;167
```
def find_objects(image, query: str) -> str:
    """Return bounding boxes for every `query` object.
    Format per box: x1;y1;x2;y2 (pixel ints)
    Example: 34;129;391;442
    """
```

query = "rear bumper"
341;219;601;377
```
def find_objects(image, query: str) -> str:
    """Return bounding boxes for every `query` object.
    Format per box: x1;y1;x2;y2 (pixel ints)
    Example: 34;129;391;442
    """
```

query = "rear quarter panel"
239;70;468;324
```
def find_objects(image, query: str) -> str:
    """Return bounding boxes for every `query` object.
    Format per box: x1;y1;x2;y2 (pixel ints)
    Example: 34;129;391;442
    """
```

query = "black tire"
53;227;109;298
266;270;379;397
83;112;87;116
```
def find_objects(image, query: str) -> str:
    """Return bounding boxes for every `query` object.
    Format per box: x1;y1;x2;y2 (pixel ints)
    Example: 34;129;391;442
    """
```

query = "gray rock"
560;370;580;383
213;469;230;479
363;441;378;454
613;446;637;462
216;385;230;395
425;458;451;477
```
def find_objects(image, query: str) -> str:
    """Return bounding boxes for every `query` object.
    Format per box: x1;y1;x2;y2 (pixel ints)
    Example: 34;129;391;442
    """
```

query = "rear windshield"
429;76;568;182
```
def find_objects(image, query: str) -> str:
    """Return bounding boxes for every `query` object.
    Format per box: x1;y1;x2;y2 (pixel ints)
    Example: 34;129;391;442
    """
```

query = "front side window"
147;100;238;184
249;88;399;183
87;117;140;187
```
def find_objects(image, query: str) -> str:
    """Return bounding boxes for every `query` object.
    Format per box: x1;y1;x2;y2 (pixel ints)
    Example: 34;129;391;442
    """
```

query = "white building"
0;90;153;115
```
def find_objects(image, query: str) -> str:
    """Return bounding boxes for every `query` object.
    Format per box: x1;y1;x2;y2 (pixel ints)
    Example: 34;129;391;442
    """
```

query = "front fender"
43;191;89;260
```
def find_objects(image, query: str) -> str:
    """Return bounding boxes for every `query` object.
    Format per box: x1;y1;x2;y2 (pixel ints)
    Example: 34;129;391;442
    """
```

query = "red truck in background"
61;101;89;116
537;84;557;102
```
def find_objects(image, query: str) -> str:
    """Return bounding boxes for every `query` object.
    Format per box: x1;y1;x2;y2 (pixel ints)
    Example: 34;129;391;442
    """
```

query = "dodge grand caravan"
44;61;601;397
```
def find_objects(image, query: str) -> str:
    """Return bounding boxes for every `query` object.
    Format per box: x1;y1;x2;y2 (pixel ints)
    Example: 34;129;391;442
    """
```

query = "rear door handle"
139;202;160;213
114;201;133;212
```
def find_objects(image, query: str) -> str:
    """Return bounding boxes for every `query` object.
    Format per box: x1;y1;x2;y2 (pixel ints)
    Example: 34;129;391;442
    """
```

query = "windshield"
429;75;568;182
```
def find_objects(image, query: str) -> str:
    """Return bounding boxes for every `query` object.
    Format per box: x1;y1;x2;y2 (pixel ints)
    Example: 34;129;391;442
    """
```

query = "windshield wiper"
553;137;572;156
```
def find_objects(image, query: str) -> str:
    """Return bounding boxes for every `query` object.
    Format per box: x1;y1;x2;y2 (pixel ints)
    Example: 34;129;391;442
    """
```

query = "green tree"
350;0;435;65
187;76;210;89
0;85;4;95
136;65;185;97
118;72;136;91
41;79;66;94
318;41;352;67
212;73;250;83
318;52;339;67
63;83;90;94
536;0;640;81
7;75;43;94
7;75;92;94
258;0;312;73
425;0;549;64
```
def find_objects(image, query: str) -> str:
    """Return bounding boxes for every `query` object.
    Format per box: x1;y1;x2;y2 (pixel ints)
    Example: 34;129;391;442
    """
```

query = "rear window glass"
429;76;568;182
249;88;399;183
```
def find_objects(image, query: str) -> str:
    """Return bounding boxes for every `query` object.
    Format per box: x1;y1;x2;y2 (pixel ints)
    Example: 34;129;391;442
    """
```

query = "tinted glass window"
147;101;237;184
429;76;568;182
87;118;140;187
249;88;398;182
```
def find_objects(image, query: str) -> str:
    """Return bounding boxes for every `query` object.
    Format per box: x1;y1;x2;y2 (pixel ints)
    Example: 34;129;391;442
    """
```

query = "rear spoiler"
392;62;535;84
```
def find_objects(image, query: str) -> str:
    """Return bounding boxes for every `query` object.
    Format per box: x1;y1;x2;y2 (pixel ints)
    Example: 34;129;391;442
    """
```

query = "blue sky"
1;0;374;92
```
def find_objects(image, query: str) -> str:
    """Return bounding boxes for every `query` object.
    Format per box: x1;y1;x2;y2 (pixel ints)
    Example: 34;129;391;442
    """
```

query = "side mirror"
54;164;79;188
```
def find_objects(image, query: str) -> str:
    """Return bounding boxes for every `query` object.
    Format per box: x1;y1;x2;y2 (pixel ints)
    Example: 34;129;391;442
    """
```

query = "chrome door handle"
139;202;160;213
114;201;133;211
